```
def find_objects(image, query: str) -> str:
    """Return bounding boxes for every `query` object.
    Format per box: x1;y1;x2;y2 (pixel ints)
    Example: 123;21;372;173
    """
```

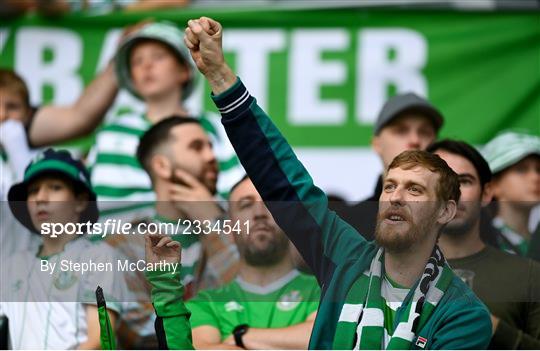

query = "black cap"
374;93;444;135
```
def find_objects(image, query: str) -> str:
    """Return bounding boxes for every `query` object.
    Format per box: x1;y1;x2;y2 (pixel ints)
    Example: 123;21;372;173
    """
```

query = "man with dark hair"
104;115;239;347
429;139;540;349
183;17;491;349
125;115;238;294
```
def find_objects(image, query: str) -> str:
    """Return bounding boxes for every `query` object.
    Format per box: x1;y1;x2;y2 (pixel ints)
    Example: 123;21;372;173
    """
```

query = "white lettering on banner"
224;30;286;111
357;29;427;124
15;28;83;105
289;29;348;125
95;28;122;72
0;29;9;54
9;26;428;129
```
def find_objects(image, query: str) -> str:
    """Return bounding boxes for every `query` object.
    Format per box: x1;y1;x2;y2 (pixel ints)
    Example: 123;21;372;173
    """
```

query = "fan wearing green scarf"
182;17;492;349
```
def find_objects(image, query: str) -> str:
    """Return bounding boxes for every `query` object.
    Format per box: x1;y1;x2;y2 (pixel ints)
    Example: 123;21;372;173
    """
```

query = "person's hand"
168;168;223;222
184;17;224;76
145;234;181;265
490;314;500;335
118;18;154;45
184;17;236;93
222;334;235;346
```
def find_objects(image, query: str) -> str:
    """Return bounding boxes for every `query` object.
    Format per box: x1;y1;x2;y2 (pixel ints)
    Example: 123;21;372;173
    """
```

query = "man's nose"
34;187;49;202
253;201;270;219
407;132;422;149
389;187;405;205
204;146;216;163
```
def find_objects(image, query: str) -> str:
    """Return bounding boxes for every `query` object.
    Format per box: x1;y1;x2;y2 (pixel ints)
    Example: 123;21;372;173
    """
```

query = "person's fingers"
184;36;196;50
188;19;211;44
166;241;181;249
173;168;199;188
148;233;163;244
169;185;192;200
184;27;199;47
156;236;170;248
199;17;212;35
119;18;153;43
201;17;221;36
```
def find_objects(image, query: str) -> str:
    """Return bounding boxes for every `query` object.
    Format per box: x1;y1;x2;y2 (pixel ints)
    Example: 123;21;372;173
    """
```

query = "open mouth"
36;210;49;220
387;215;405;222
383;211;409;223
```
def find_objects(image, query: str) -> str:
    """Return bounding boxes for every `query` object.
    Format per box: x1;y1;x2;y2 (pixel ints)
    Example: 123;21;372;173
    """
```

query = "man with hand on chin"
182;17;492;349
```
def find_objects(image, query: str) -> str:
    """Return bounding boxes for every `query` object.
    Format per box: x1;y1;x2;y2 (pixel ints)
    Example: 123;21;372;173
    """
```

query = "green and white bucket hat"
115;21;197;101
482;130;540;174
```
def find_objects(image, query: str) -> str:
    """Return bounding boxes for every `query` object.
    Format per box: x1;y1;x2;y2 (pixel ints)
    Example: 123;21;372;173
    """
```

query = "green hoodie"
210;78;492;349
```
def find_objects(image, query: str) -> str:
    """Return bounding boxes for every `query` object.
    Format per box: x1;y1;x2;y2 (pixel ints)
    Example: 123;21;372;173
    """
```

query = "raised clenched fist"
184;17;236;94
184;17;225;77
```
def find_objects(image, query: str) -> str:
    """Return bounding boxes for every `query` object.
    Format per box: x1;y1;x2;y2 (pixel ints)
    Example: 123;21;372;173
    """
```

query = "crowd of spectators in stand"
0;11;538;351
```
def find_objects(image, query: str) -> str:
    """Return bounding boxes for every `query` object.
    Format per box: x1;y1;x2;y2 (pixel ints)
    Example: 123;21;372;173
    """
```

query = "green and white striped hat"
115;21;197;101
482;131;540;174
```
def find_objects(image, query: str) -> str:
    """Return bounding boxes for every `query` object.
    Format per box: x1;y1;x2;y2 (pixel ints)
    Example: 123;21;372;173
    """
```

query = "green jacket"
146;270;194;349
211;78;492;349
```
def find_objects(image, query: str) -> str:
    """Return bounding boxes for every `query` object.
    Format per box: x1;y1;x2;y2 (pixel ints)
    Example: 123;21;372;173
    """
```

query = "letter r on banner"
356;29;428;124
15;27;83;105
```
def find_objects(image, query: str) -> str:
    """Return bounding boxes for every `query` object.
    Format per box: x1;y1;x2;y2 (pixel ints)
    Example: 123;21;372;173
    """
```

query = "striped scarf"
333;246;453;349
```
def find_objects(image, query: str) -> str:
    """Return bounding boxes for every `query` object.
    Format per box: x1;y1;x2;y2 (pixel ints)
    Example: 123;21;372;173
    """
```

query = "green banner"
2;8;539;148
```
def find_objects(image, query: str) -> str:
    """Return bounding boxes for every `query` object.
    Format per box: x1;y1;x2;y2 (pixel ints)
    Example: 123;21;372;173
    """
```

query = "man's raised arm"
184;17;375;285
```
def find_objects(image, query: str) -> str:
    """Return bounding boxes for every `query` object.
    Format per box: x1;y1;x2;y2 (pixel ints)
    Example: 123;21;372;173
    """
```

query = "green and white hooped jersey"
381;275;409;346
87;107;244;221
186;270;320;339
0;238;127;349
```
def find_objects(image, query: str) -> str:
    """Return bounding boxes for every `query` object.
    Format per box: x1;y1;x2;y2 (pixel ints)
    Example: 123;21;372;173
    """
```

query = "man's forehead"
230;179;259;201
385;113;436;130
385;166;438;185
434;150;477;177
170;123;206;140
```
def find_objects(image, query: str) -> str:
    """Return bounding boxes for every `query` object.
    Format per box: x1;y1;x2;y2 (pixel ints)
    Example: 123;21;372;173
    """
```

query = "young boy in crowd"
89;21;242;221
0;149;126;349
1;21;243;223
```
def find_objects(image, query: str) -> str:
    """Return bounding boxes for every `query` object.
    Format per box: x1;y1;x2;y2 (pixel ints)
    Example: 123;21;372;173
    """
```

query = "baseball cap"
374;93;444;135
8;148;99;233
482;130;540;175
115;21;197;101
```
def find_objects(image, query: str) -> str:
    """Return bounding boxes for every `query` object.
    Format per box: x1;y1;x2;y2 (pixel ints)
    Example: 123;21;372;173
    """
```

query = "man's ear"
371;135;382;156
151;154;172;180
481;182;494;207
437;200;457;225
75;192;89;214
